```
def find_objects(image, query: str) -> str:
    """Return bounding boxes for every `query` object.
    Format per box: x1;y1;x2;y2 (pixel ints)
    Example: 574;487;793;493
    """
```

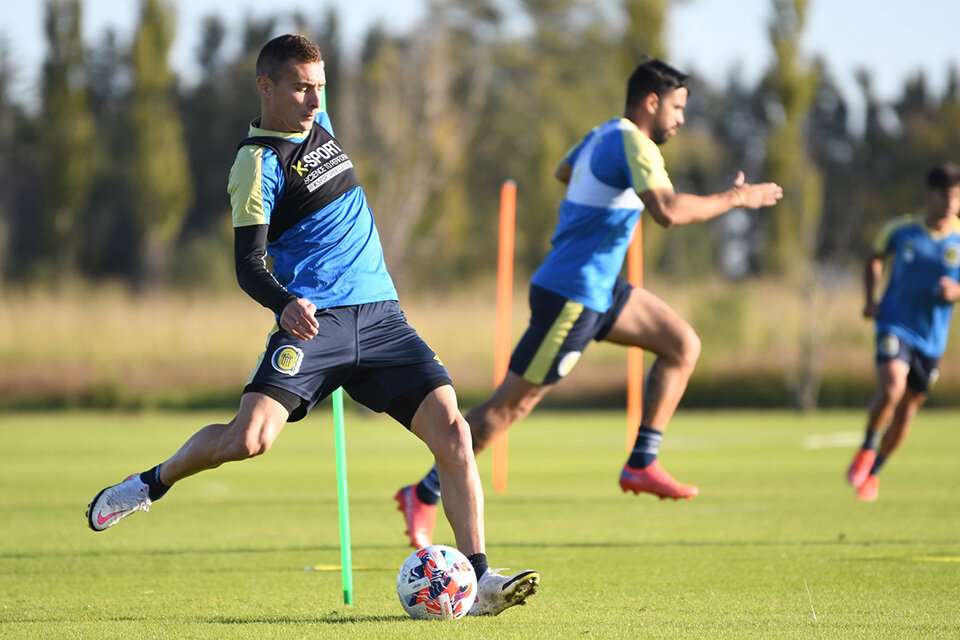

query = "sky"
2;0;958;114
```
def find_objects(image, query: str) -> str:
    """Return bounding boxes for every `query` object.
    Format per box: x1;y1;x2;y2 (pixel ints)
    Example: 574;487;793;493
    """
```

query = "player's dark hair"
927;163;960;191
625;58;689;110
256;34;323;83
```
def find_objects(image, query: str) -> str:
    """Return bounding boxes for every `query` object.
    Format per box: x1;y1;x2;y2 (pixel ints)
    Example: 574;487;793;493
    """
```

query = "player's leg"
603;286;701;499
400;283;600;522
409;385;484;554
848;340;910;487
401;374;554;525
349;301;538;614
408;386;538;615
857;389;925;501
157;392;290;484
467;372;553;453
87;392;290;531
858;354;932;501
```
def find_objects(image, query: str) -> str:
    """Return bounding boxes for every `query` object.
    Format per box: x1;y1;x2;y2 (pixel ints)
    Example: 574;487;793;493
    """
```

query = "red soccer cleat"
847;448;877;488
857;474;880;501
619;460;699;500
394;484;438;549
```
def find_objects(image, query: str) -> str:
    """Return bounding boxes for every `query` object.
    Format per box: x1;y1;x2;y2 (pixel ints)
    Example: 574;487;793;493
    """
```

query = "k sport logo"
293;140;345;177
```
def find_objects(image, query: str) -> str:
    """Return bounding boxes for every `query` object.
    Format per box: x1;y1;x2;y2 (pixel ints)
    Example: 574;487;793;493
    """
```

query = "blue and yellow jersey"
227;112;397;309
531;118;672;312
874;213;960;358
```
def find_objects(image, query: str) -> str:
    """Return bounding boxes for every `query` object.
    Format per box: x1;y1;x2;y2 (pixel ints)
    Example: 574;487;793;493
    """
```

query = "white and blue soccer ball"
396;544;477;620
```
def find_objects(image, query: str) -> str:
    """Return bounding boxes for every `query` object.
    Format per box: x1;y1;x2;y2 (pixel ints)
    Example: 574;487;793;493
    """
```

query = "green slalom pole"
322;81;352;606
332;387;354;605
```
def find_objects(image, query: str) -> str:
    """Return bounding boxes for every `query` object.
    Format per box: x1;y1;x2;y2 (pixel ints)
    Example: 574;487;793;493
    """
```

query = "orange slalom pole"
626;225;643;452
492;180;516;493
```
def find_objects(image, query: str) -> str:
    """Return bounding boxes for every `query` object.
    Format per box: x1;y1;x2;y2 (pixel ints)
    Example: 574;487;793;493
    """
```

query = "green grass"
1;409;959;639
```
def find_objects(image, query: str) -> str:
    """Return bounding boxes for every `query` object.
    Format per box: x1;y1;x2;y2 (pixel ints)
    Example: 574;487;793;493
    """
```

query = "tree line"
1;0;959;293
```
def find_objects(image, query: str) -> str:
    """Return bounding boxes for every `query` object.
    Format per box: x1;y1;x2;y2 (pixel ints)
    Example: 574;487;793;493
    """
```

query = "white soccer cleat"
86;474;152;532
467;567;539;616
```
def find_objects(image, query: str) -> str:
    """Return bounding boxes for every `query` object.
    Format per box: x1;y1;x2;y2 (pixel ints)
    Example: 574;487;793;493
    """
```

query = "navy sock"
627;427;664;469
862;429;881;451
416;466;441;505
139;465;170;502
868;453;887;476
467;552;488;578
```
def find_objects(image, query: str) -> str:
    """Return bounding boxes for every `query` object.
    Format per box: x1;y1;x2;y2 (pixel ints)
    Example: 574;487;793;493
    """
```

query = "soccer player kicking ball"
396;59;783;548
86;34;537;616
847;163;960;501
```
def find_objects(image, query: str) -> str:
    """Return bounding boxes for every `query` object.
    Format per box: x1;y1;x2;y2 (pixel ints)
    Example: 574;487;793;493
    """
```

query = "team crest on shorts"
879;334;899;358
271;345;304;376
557;351;582;378
930;368;941;386
943;244;960;268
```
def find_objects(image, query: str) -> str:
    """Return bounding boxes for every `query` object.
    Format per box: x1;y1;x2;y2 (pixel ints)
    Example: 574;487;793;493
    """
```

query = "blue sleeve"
260;148;284;224
316;111;334;137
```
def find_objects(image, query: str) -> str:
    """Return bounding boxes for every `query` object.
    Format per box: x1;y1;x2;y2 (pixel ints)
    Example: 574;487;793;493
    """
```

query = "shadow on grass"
5;537;957;563
208;614;410;624
0;542;400;561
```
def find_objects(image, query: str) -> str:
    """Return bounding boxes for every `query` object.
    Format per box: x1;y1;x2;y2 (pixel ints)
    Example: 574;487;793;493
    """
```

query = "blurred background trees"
4;0;958;287
3;0;960;407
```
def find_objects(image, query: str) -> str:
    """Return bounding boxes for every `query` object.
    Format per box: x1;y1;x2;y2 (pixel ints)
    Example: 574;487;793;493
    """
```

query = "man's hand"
731;170;784;209
863;300;879;318
937;276;960;303
280;298;320;340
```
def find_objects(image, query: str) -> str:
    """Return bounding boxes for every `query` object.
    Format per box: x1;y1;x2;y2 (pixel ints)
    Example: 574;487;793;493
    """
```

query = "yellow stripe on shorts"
522;301;584;384
246;323;281;385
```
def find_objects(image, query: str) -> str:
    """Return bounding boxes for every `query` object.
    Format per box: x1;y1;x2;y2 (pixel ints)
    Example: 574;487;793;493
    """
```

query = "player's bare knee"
430;418;474;466
677;327;701;371
879;381;906;405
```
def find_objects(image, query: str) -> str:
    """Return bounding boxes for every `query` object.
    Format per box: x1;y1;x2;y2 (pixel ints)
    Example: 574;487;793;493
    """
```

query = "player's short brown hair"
927;163;960;192
625;58;689;110
256;34;322;83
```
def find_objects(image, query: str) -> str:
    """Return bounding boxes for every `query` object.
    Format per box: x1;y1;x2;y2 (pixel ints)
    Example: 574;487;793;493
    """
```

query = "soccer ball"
396;545;477;620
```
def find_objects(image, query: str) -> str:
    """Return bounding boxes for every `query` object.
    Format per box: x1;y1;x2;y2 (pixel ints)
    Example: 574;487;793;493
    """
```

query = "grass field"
1;408;959;639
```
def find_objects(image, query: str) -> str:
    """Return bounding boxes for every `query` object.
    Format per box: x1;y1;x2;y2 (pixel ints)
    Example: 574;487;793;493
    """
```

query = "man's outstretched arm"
640;171;783;228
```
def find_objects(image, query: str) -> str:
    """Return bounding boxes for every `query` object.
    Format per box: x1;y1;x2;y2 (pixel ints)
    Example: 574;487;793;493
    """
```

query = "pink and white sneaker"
86;474;151;531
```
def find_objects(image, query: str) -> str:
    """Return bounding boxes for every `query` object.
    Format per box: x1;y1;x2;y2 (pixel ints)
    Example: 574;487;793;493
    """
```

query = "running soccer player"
846;163;960;501
395;59;783;548
86;34;537;616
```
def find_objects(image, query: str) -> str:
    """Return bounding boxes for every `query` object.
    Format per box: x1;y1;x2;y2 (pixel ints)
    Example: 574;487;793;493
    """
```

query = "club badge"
272;345;304;376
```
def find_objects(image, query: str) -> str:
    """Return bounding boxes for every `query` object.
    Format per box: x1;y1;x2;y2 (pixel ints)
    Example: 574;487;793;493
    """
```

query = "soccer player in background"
395;59;783;548
86;34;538;616
846;163;960;501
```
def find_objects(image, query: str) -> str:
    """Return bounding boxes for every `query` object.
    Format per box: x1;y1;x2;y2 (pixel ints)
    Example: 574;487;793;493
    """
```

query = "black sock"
862;429;881;451
139;465;171;502
868;454;887;476
415;467;441;506
467;552;488;578
626;426;664;469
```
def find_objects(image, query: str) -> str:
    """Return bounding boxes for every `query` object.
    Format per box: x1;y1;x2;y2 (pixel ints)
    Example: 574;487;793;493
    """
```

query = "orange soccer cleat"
856;474;880;501
394;485;438;549
847;448;877;488
619;460;699;500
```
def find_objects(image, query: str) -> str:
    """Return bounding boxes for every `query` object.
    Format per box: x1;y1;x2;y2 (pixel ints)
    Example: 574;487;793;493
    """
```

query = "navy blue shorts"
875;332;940;394
508;278;633;386
245;301;451;426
